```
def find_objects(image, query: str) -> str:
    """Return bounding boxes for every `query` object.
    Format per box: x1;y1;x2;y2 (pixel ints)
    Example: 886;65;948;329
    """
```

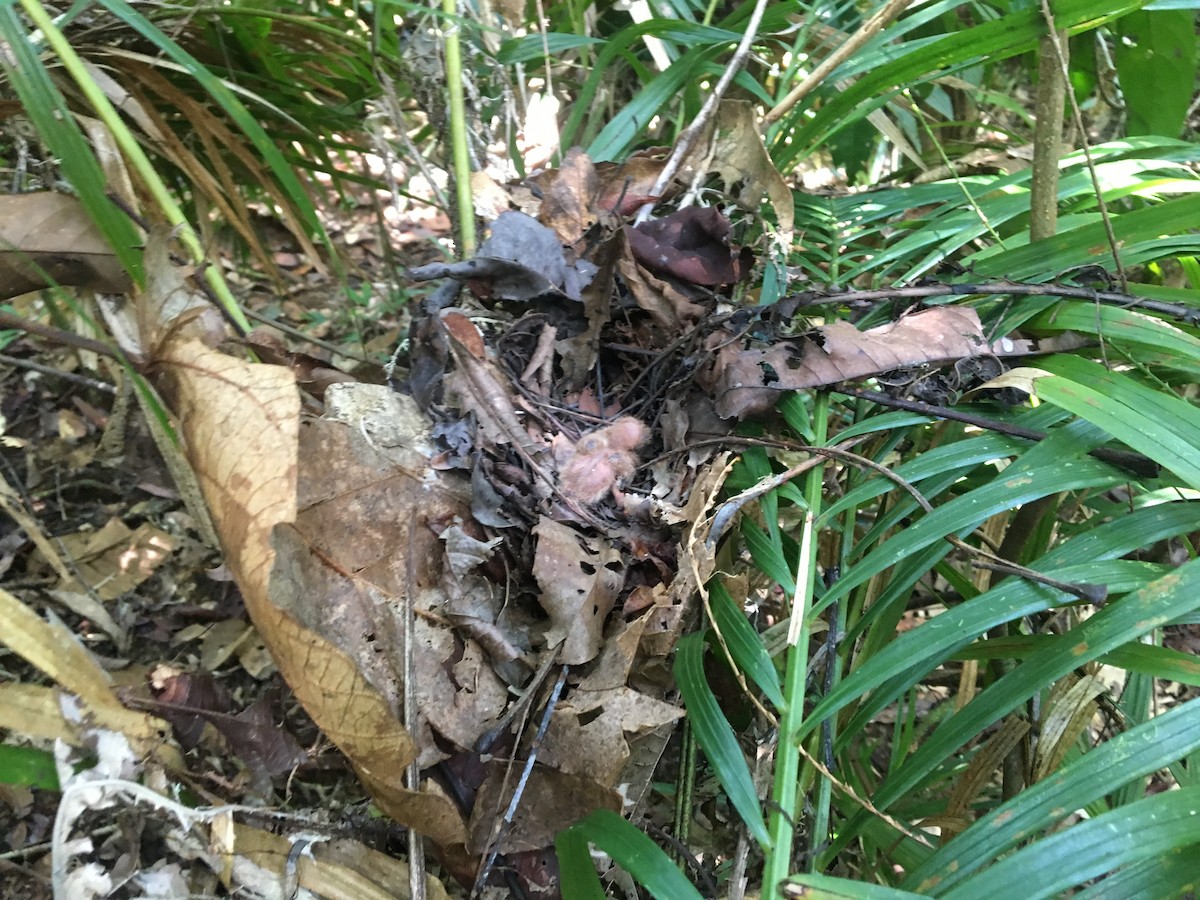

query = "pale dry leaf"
0;193;131;301
532;518;625;665
157;341;426;822
712;306;1025;418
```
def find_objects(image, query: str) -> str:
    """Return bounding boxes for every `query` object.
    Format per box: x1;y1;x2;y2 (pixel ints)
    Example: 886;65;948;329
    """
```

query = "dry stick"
1029;25;1067;245
634;0;771;224
763;0;915;126
1040;0;1127;293
472;664;570;897
0;310;121;361
0;352;116;393
404;536;426;900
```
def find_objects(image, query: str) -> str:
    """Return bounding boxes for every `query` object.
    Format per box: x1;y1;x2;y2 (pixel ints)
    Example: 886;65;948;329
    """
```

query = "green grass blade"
818;455;1123;612
708;580;784;709
96;0;322;238
781;0;1143;161
675;633;770;846
1031;355;1200;490
782;872;927;899
903;697;1200;893
1026;302;1200;374
558;809;704;900
0;5;142;280
1070;848;1200;899
941;786;1200;900
873;554;1200;811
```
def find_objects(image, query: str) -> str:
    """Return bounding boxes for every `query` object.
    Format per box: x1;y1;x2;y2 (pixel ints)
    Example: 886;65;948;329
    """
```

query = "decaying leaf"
532;518;625;665
684;100;795;237
0;192;132;301
626;206;752;286
709;306;1039;418
408;210;597;301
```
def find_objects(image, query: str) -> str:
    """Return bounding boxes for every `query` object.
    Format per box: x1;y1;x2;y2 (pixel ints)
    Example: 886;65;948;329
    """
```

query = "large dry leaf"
0;193;131;300
156;342;458;838
710;306;1037;418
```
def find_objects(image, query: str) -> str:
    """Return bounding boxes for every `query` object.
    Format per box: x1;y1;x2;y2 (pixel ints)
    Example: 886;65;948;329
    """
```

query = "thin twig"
404;534;426;900
0;352;116;393
634;0;772;223
471;664;570;897
764;0;915;125
0;310;121;361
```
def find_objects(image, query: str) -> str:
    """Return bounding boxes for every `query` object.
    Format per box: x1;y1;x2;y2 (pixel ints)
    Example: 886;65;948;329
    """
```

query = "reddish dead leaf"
532;518;625;665
149;670;306;780
709;306;1038;418
625;206;751;286
594;152;671;216
0;193;132;301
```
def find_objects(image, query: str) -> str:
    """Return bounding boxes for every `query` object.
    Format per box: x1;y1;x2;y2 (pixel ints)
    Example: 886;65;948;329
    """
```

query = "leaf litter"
0;101;1080;898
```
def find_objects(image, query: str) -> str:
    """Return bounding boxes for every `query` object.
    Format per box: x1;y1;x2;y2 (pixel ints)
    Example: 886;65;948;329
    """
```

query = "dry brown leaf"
468;765;622;854
156;341;433;825
532;518;625;665
535;147;600;246
0;193;131;300
50;517;173;601
685;101;795;236
710;306;1031;418
0;588;177;764
616;252;709;331
229;822;452;900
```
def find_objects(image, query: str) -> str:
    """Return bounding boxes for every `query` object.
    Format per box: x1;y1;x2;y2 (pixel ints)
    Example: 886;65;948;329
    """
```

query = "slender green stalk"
441;0;476;256
18;0;251;334
763;392;829;893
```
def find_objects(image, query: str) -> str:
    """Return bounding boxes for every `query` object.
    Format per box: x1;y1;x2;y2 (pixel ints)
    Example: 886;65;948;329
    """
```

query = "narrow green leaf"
708;580;784;710
0;6;142;280
558;809;704;900
675;633;771;847
1027;302;1200;374
970;192;1200;280
556;818;614;899
783;0;1143;159
1071;848;1200;899
874;554;1200;812
783;872;927;899
954;631;1200;686
97;0;322;237
819;455;1122;611
904;698;1200;893
1032;356;1200;490
942;786;1200;900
